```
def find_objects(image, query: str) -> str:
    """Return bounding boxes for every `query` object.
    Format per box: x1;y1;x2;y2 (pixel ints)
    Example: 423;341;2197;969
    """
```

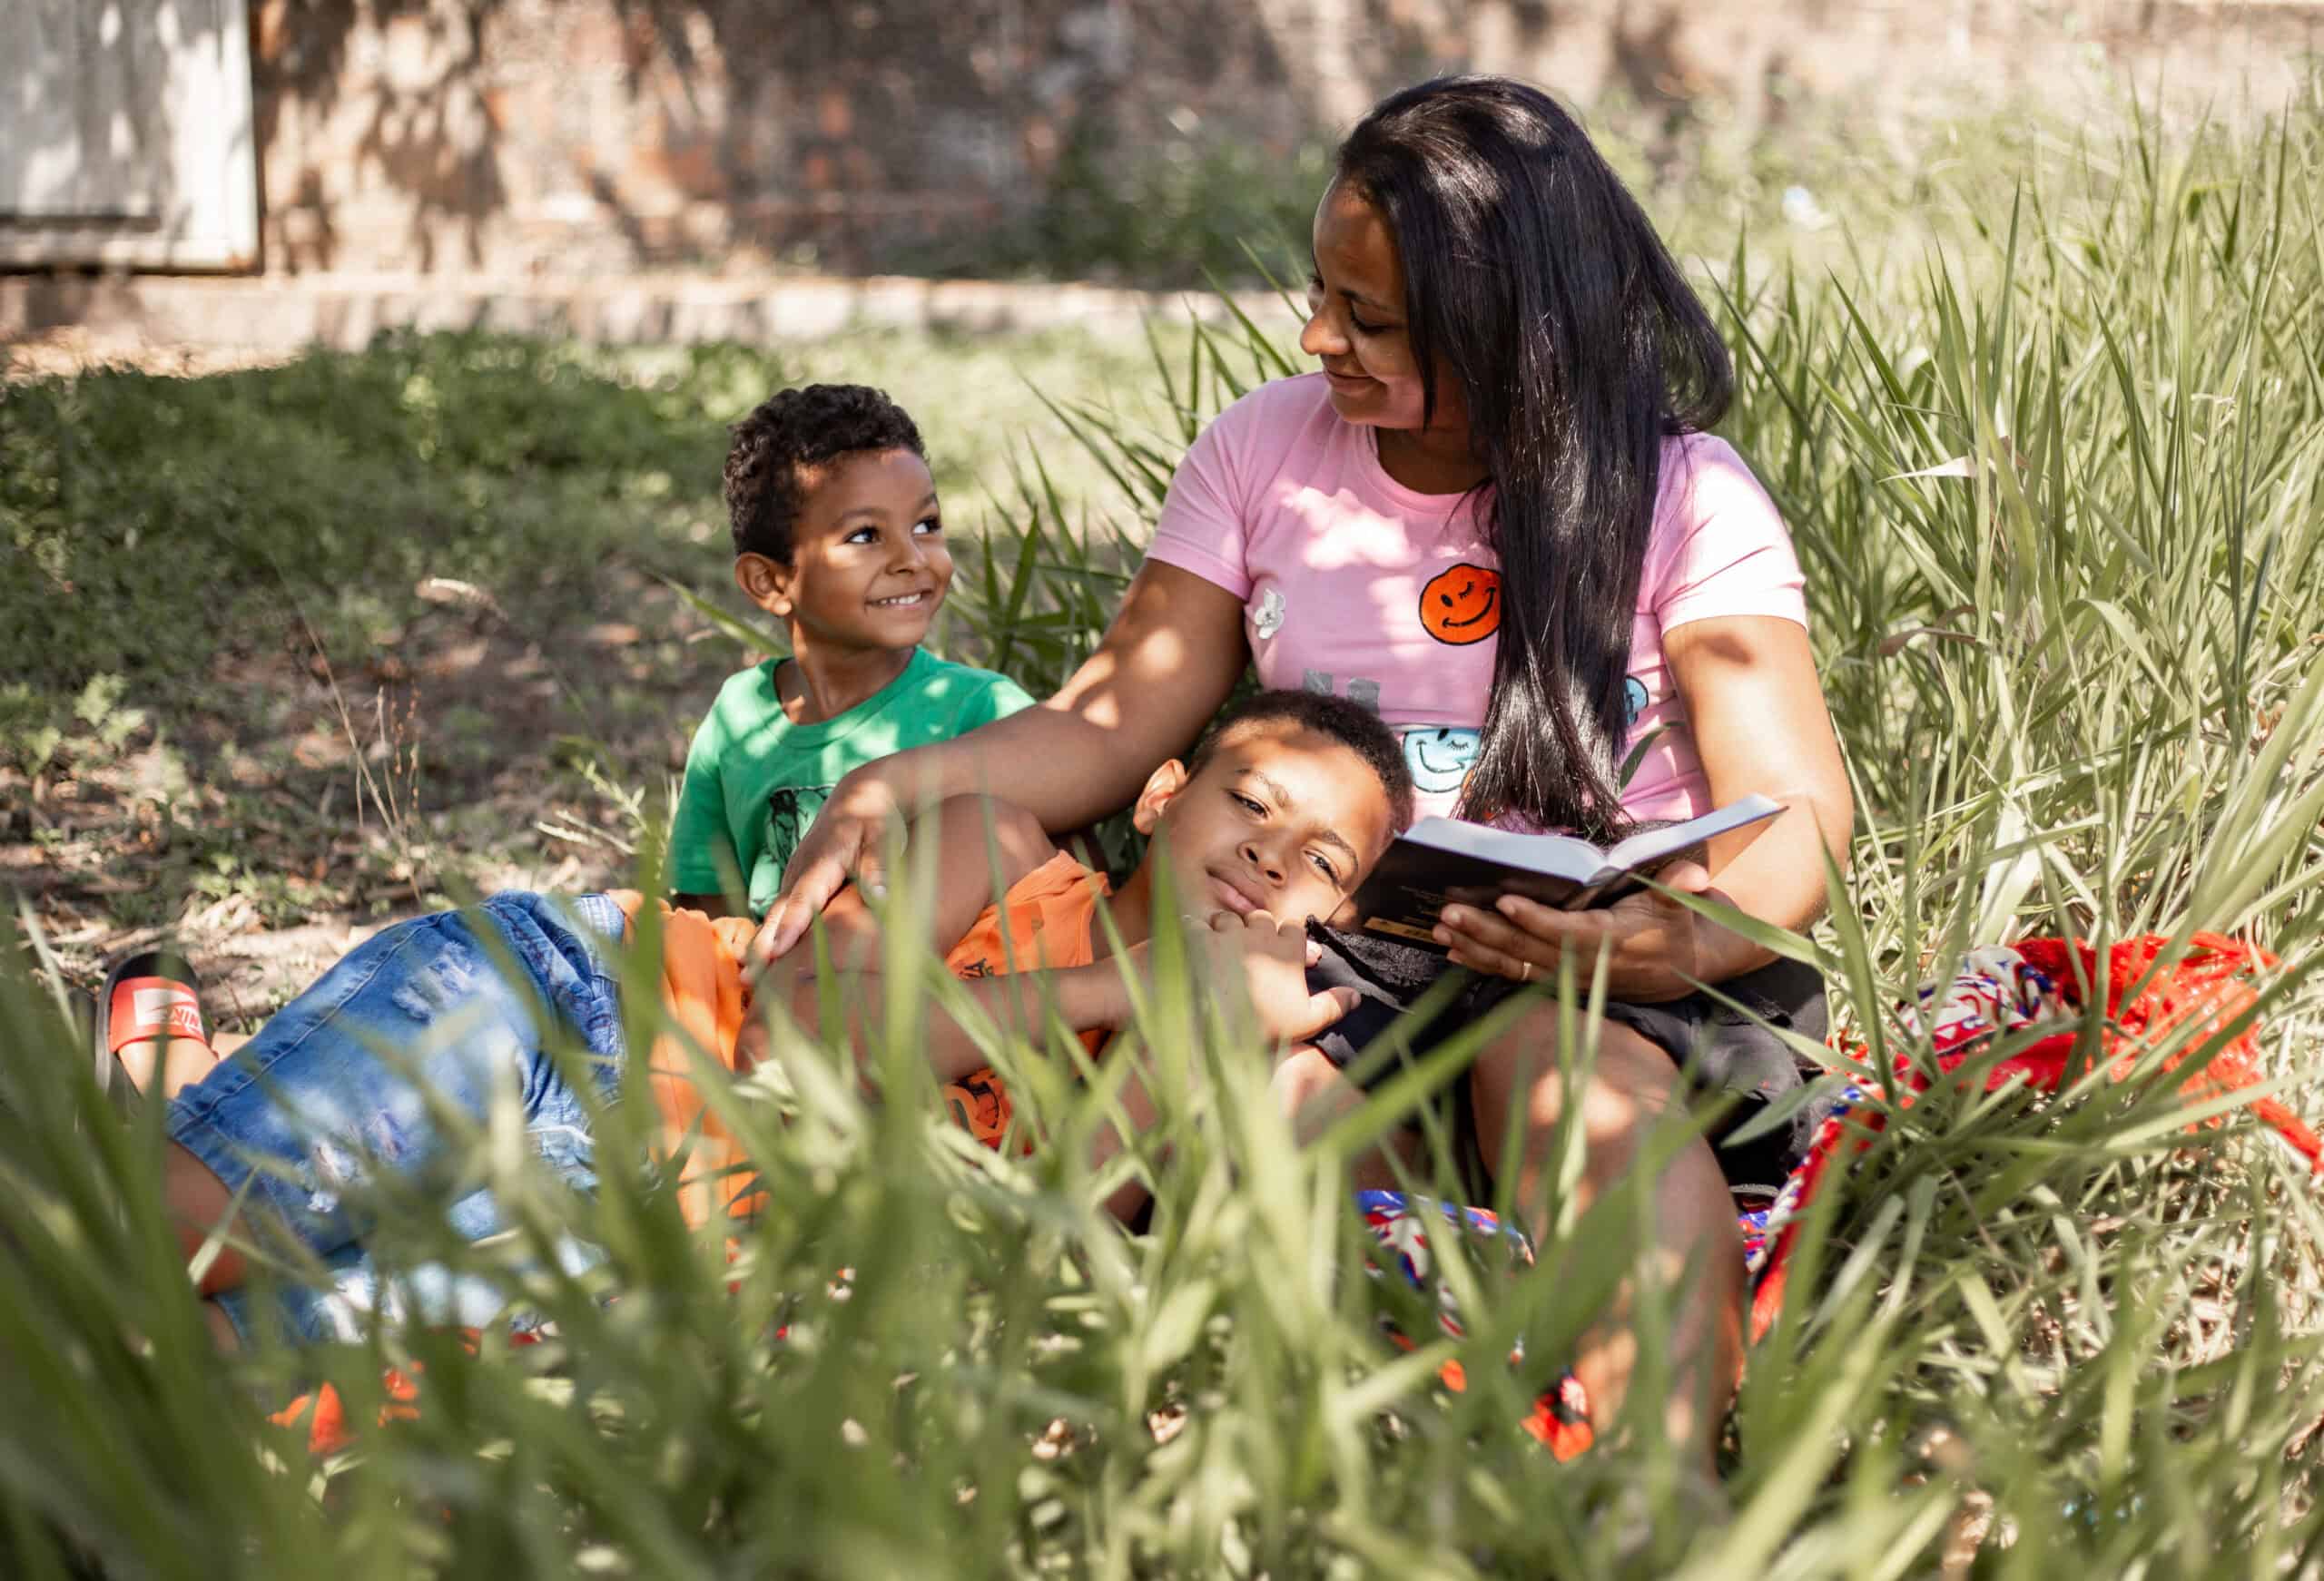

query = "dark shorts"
1305;926;1828;1202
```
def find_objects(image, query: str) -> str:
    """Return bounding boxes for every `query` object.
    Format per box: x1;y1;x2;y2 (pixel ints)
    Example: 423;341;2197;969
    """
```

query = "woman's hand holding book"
1434;859;1731;1004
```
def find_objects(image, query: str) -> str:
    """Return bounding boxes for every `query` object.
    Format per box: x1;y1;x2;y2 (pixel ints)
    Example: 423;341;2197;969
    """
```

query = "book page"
1402;819;1608;883
1602;793;1786;876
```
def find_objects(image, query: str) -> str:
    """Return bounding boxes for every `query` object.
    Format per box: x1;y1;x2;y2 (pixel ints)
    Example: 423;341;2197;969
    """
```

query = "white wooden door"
0;0;260;270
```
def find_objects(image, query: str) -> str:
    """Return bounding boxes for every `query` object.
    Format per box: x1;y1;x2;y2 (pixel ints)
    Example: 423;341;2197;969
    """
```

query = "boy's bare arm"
841;960;1139;1082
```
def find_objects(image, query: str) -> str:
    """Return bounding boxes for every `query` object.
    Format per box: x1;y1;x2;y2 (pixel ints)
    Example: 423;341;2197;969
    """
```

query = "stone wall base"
0;270;1273;364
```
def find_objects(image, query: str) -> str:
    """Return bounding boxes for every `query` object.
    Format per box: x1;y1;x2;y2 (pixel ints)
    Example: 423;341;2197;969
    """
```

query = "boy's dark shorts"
1305;926;1828;1203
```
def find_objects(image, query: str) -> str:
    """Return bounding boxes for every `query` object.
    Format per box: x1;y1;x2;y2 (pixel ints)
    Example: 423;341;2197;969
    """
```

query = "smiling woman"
1301;181;1482;497
754;74;1852;1475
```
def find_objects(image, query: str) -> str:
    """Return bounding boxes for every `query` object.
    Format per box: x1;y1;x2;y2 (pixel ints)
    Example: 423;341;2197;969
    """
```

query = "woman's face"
1301;182;1463;437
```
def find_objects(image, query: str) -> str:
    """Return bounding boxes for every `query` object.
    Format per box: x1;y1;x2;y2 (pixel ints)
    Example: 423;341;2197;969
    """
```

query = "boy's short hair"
1189;690;1417;833
724;383;926;563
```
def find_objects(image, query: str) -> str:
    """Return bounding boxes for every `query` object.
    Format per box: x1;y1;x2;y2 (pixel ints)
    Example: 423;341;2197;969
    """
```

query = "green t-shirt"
669;647;1037;917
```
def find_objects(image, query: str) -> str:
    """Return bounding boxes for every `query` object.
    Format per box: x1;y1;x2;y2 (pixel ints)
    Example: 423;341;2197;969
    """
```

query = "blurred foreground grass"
6;86;2324;1578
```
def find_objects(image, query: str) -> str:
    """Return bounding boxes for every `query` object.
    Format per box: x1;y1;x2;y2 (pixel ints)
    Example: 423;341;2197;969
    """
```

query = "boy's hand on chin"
1195;909;1360;1045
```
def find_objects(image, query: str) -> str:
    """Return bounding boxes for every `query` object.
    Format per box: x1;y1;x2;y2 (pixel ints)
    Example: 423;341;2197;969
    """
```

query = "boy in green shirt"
669;385;1035;917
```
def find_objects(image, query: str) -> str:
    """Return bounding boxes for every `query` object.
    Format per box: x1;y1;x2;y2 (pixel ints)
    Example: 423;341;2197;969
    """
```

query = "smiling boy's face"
737;447;951;653
1132;720;1399;927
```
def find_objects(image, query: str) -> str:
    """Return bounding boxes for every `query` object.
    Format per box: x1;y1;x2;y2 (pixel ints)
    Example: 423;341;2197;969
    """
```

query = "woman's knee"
1470;1014;1688;1151
1475;1018;1743;1272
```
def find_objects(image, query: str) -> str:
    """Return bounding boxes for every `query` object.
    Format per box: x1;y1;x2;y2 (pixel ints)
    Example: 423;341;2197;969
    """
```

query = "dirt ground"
2;323;301;382
12;575;734;1027
4;323;746;1026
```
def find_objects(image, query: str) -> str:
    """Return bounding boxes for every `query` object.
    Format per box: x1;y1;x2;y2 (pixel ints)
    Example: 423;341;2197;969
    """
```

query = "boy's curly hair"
724;384;926;563
1192;690;1417;833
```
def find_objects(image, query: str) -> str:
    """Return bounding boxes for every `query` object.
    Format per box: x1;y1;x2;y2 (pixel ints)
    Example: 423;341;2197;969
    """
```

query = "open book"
1349;793;1786;951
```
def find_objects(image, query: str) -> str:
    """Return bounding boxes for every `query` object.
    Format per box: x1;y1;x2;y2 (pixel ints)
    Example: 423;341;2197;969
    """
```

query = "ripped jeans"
164;893;629;1344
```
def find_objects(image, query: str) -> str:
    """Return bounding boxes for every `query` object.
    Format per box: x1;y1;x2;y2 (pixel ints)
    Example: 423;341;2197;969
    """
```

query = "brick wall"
246;0;2322;279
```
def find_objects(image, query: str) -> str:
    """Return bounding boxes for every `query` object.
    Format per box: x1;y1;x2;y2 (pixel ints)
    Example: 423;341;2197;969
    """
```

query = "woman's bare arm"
754;795;1128;1082
1665;614;1852;945
752;563;1251;964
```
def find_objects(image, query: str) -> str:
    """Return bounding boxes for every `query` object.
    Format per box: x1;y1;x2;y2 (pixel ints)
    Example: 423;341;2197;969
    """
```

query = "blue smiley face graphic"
1622;675;1649;726
1402;727;1482;796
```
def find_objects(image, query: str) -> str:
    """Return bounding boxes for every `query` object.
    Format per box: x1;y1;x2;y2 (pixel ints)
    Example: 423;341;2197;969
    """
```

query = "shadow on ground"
1;332;771;1020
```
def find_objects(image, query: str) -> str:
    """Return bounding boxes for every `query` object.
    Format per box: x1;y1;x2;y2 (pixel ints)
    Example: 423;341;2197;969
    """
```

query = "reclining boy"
144;690;1414;1346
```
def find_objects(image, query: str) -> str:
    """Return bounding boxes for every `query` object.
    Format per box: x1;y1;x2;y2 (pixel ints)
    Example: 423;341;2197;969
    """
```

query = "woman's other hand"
747;562;1254;977
748;771;903;971
1434;860;1729;1003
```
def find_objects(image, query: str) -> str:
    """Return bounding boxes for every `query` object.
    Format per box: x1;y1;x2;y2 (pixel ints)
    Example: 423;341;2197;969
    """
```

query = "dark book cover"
1349;795;1785;954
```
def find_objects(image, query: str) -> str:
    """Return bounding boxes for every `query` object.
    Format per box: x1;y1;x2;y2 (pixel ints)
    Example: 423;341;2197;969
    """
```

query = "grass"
0;325;1161;746
0;324;1174;962
7;85;2324;1576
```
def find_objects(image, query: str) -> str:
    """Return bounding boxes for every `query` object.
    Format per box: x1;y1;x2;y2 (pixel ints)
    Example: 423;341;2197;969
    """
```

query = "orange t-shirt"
607;893;764;1229
611;851;1112;1224
936;851;1113;1152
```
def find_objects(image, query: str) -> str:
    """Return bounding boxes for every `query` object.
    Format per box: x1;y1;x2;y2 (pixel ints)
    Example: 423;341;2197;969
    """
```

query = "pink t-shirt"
1144;373;1807;826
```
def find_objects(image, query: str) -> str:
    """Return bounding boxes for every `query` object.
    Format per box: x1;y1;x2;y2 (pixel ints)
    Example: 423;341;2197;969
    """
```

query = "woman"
753;76;1850;1465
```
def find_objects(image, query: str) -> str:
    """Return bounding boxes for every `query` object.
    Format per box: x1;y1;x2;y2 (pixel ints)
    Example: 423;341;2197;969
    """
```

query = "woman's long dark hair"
1335;75;1732;837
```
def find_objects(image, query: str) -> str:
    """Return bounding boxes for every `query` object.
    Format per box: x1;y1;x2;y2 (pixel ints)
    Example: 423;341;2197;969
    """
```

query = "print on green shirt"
762;783;833;883
668;647;1036;917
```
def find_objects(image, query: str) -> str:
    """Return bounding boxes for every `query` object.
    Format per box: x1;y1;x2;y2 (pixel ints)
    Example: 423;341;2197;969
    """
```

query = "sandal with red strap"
92;949;214;1108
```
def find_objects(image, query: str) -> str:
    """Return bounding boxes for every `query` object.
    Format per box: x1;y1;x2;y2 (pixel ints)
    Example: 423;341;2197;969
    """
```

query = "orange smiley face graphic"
1418;563;1502;645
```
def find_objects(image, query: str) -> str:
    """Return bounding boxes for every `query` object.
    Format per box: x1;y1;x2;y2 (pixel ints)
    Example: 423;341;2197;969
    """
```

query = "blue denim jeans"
164;892;629;1344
